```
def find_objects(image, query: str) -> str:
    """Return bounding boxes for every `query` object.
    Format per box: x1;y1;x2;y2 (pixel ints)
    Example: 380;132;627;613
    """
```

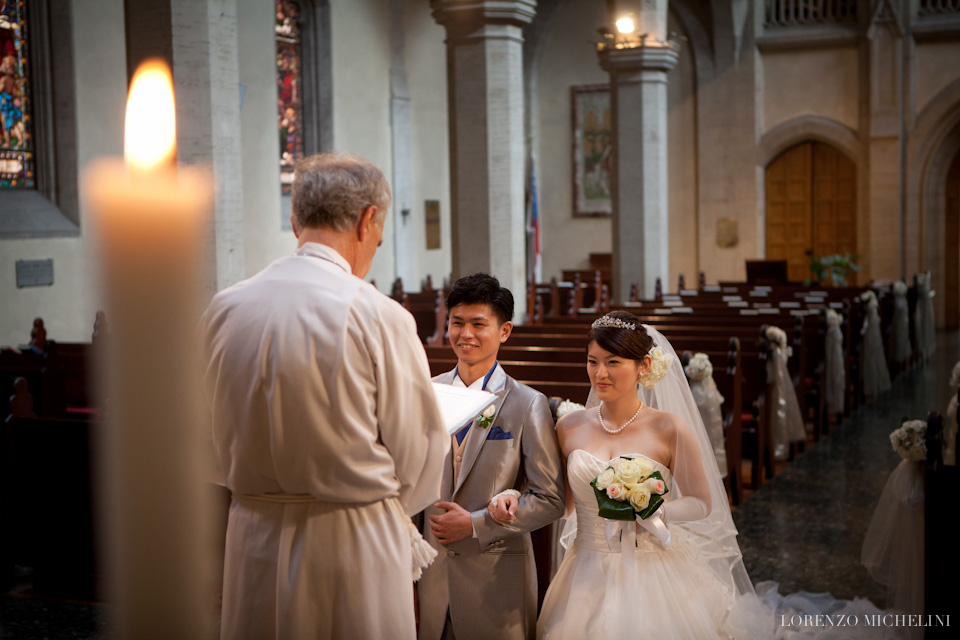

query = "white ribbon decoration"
603;512;671;550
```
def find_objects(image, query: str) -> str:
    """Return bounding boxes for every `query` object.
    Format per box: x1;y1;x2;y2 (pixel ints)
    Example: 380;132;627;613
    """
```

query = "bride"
491;311;763;638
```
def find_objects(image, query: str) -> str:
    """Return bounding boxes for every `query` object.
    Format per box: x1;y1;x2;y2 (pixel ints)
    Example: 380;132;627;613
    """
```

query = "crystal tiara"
591;315;636;331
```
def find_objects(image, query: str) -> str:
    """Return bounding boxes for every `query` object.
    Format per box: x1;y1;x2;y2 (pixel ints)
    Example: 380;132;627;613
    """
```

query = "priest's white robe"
200;242;447;640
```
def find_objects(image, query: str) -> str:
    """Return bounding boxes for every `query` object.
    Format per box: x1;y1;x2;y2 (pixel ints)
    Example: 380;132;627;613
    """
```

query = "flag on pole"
526;158;542;284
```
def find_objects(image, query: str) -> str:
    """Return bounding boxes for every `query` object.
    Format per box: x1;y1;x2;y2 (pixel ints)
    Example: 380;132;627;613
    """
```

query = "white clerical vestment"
200;242;447;640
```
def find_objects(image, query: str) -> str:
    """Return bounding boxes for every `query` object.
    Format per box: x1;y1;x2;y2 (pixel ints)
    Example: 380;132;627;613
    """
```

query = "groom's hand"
429;501;473;545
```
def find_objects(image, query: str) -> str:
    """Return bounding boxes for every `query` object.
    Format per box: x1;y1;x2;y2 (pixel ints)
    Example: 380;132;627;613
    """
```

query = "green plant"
808;253;862;287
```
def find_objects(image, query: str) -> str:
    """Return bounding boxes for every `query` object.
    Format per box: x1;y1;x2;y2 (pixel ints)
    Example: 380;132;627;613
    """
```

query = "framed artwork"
571;84;611;217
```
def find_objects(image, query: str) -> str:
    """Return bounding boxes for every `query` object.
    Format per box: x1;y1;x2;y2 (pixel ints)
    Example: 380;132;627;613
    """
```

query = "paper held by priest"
432;383;497;435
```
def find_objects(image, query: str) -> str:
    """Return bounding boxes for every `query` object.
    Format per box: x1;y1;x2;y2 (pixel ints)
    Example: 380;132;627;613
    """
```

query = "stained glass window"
276;0;303;195
0;0;33;188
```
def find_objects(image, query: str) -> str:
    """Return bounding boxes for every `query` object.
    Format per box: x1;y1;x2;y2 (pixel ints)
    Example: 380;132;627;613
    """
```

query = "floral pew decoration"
860;290;891;398
684;353;727;478
764;325;806;461
891;281;912;366
861;419;926;617
824;309;845;418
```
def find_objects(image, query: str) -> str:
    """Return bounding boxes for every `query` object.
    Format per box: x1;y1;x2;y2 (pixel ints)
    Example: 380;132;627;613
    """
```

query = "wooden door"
945;150;960;329
766;144;813;282
766;142;858;284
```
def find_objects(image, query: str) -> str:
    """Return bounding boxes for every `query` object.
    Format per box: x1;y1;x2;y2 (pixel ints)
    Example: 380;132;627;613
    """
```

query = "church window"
0;0;34;189
276;0;304;195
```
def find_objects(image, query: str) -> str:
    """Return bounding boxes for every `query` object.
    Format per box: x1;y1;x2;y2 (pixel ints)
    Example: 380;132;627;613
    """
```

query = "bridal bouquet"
591;457;668;521
890;419;927;462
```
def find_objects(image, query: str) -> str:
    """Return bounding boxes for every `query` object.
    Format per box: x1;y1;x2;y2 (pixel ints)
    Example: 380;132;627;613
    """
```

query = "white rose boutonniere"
476;404;496;429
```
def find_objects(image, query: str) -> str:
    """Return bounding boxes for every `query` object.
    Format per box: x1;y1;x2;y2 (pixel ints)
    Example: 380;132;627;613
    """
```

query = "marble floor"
2;332;956;638
733;329;959;608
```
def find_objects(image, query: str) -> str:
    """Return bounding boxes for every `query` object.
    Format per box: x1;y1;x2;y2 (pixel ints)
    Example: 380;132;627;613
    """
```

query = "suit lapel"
452;385;511;498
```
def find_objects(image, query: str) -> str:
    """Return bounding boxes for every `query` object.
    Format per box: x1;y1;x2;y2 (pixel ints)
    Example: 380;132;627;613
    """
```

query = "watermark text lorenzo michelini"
781;614;950;629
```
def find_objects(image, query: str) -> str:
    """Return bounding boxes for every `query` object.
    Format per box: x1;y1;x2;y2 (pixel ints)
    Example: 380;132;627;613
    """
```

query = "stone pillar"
863;2;906;282
431;0;535;319
598;1;678;301
390;0;415;287
125;0;246;301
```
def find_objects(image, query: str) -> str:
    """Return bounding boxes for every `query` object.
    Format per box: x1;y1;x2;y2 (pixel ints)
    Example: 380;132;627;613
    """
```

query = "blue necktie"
455;364;497;446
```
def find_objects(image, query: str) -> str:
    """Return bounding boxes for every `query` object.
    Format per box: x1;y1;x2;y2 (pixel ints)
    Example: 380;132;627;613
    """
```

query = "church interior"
2;0;960;637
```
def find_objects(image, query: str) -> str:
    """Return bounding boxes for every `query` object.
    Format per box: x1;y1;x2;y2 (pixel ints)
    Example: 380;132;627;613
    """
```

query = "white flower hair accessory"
861;290;878;310
556;399;585;419
893;280;907;296
826;308;842;328
764;326;792;357
950;360;960;389
890;419;927;462
641;346;673;389
684;352;713;382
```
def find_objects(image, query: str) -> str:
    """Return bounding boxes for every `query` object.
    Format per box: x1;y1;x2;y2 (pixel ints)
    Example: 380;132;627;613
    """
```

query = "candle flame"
615;17;635;34
125;60;177;170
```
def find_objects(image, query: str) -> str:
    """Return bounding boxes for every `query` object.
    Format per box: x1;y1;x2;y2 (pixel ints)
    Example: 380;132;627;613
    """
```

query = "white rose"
627;487;651;511
684;352;712;382
481;405;496;419
556;400;585;419
641;347;674;390
594;468;616;491
616;458;643;484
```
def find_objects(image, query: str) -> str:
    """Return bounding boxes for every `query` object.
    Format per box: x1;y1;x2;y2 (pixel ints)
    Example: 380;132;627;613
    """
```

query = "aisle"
733;330;960;607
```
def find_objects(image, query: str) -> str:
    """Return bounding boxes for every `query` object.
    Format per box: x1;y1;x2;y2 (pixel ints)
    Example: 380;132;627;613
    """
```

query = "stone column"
125;0;246;301
863;3;906;283
598;1;678;301
431;0;535;319
390;0;415;287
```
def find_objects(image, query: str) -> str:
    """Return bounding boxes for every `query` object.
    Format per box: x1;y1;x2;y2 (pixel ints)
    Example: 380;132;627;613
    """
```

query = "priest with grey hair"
200;152;448;639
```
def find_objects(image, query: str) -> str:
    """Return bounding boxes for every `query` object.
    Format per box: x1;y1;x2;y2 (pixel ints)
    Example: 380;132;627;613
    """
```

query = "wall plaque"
16;259;54;288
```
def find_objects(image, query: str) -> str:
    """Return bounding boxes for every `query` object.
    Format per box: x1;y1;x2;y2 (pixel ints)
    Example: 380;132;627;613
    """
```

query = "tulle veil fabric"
582;324;755;599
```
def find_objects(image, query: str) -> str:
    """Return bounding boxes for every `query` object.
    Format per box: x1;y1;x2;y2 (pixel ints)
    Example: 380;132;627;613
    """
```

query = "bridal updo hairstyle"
587;310;653;361
445;273;514;325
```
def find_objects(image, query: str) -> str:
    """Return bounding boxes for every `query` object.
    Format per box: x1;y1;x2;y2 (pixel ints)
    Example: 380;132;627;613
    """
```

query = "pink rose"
606;483;626;501
645;478;665;494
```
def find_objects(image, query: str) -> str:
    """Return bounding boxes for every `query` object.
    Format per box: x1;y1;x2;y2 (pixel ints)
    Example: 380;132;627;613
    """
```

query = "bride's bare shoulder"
642;406;682;435
556;407;595;434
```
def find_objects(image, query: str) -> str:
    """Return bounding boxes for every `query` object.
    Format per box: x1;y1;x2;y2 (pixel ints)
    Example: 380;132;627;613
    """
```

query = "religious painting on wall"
571;84;611;217
276;0;303;195
0;0;34;189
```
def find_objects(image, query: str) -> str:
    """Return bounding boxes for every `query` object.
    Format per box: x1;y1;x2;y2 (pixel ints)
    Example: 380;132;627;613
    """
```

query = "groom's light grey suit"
418;365;565;640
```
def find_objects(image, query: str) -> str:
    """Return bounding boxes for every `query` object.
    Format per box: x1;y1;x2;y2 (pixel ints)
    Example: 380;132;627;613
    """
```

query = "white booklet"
432;383;497;435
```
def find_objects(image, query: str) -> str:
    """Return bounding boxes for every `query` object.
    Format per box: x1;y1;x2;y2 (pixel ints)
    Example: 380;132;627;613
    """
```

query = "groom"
418;273;565;640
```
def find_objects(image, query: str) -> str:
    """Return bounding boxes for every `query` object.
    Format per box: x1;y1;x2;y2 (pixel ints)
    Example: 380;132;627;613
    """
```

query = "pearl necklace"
598;401;643;434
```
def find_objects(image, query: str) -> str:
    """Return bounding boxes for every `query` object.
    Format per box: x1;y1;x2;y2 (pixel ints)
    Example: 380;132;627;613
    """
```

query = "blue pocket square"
486;426;512;440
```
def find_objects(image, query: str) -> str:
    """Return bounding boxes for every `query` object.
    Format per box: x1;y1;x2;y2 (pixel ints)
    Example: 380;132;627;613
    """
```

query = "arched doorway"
945;149;960;329
765;142;858;283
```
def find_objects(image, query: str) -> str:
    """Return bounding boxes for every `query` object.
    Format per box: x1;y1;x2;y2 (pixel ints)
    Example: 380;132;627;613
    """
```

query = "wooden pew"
924;409;960;632
1;416;100;599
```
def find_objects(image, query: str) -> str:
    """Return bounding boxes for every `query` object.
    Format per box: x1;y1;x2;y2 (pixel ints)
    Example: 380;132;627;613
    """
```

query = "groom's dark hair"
446;273;514;325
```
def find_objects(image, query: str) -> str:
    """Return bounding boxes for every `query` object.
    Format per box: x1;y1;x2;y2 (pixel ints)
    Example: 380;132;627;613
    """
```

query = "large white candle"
83;60;214;639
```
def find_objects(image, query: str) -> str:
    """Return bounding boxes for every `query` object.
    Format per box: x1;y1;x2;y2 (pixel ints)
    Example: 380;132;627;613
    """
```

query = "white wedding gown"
538;450;758;639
